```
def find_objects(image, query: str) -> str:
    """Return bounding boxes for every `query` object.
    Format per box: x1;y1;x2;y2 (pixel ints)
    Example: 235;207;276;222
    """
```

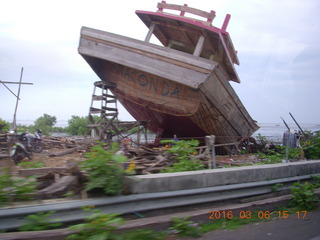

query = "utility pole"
0;67;33;131
12;68;24;130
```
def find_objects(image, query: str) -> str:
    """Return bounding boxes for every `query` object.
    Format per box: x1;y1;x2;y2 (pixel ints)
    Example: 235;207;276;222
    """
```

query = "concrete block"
124;160;320;194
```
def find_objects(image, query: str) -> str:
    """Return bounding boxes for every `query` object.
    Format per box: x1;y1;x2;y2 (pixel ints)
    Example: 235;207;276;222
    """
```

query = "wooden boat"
78;2;259;144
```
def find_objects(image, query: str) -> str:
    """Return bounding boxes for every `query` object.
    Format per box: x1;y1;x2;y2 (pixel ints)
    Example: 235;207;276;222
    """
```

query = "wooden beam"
0;81;33;85
193;35;205;57
144;22;156;42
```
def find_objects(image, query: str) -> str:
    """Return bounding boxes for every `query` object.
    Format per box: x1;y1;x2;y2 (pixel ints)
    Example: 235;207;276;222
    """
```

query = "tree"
66;116;88;136
0;118;10;132
33;114;57;135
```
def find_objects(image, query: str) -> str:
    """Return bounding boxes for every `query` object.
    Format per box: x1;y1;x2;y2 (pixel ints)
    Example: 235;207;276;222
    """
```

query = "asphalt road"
197;209;320;240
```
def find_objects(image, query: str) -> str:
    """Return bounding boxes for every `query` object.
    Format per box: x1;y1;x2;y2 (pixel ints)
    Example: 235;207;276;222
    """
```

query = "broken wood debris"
48;146;83;157
18;161;86;199
43;136;83;149
126;147;176;174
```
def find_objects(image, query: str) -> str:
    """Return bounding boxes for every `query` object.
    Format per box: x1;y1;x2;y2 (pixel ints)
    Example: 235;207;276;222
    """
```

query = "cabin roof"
136;2;241;83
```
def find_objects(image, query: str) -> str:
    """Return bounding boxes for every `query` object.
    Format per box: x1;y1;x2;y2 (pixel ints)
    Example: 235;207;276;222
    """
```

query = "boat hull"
79;27;259;143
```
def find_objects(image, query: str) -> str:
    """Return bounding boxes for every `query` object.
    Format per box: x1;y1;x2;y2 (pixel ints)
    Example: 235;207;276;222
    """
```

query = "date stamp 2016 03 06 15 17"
208;210;308;220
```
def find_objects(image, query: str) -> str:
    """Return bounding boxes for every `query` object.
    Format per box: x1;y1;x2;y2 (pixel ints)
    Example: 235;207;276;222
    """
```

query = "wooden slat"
92;95;105;101
102;106;118;112
90;107;101;113
106;99;117;103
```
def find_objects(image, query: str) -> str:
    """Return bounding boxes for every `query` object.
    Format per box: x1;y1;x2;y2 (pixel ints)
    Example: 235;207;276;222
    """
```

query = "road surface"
196;209;320;240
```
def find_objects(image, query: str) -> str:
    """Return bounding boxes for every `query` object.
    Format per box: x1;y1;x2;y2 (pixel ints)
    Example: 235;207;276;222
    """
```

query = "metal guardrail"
1;173;319;231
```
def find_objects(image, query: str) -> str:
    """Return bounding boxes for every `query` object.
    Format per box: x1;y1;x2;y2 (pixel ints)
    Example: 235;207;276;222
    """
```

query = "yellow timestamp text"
208;210;308;220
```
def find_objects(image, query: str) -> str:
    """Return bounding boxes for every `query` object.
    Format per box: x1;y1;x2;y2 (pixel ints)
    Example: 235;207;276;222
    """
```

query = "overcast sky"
1;0;319;127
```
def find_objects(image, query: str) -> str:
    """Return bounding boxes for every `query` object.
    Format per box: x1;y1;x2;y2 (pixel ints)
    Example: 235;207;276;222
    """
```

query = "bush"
0;118;10;132
289;182;319;211
67;207;125;240
168;216;202;237
0;168;36;205
80;143;127;195
302;131;320;159
19;211;62;231
160;139;205;173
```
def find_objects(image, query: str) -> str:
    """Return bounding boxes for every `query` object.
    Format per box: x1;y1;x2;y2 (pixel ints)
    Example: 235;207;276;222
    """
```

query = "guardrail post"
205;135;216;169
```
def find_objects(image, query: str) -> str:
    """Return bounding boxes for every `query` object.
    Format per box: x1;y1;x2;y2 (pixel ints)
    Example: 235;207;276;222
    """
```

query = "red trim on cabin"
180;4;188;16
208;10;216;23
158;0;165;12
221;14;231;33
135;10;229;36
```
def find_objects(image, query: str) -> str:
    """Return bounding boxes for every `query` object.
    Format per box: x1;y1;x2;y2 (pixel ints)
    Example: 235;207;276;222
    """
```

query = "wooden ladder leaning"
86;81;120;141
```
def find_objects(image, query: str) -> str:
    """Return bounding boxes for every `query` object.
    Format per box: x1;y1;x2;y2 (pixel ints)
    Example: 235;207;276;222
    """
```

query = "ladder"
86;81;120;141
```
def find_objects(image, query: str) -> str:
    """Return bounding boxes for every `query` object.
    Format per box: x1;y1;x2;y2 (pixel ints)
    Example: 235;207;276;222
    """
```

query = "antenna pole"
289;112;305;134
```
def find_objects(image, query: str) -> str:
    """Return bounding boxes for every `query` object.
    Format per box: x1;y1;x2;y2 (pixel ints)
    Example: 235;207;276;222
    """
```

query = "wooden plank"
79;37;211;89
80;27;216;72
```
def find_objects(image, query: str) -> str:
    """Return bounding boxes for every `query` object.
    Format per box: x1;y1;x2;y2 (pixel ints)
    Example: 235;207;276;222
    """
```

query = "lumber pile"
43;136;95;158
42;136;83;149
126;146;176;174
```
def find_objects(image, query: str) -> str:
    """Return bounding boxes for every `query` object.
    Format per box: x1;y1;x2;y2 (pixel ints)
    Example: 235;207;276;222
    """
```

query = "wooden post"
145;22;156;42
221;14;231;32
193;35;205;57
286;144;289;163
205;135;216;169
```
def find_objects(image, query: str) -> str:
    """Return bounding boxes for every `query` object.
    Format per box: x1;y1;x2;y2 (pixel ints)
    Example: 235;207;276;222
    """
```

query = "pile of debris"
19;161;86;199
42;136;84;149
0;133;8;155
127;146;175;174
43;136;95;158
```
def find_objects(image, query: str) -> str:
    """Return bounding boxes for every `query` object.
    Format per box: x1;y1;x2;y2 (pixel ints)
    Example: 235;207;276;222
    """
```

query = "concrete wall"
124;160;320;194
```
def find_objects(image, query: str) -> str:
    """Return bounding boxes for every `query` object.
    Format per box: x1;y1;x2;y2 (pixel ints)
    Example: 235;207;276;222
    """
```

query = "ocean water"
51;122;320;144
252;123;320;143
